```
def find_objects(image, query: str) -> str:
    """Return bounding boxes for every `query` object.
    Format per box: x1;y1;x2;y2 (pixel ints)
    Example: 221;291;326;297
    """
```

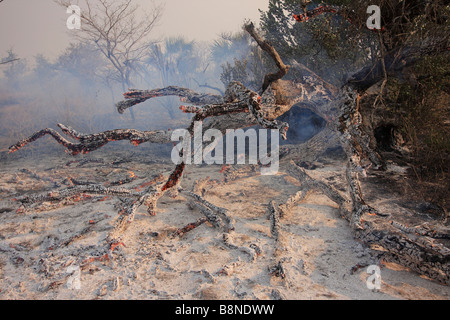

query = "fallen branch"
116;86;223;114
9;125;172;156
283;160;449;284
243;22;289;93
181;188;234;232
7;16;448;285
171;217;208;238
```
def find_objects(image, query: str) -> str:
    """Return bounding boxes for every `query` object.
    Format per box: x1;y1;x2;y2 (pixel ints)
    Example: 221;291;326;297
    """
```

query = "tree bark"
8;18;449;283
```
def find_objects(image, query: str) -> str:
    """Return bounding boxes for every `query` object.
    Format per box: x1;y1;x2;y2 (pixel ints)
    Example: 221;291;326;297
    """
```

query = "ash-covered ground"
0;147;448;300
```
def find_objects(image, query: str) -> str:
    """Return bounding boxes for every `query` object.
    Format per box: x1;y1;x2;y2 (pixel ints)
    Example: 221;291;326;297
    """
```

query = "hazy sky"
0;0;269;62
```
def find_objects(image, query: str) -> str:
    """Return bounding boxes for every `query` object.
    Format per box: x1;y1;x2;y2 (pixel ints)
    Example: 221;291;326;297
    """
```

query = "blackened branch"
243;21;290;93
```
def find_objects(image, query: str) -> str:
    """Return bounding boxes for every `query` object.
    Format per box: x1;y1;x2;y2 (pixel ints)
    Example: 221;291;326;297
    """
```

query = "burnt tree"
9;12;449;284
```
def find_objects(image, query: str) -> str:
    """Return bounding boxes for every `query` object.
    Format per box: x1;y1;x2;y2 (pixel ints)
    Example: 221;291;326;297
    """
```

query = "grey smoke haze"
0;0;269;61
0;0;271;156
0;0;329;159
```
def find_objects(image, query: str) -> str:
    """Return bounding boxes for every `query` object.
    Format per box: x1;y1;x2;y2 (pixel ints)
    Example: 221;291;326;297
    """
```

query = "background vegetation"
1;0;448;210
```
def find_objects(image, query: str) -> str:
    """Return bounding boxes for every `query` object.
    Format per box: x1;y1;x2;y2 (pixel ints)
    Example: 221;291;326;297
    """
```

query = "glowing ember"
161;163;185;191
293;5;338;23
110;241;126;252
72;194;92;202
82;253;110;264
293;5;385;32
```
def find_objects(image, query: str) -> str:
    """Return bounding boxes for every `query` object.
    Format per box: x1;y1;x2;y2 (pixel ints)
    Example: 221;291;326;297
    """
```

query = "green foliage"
259;0;449;205
259;0;378;84
213;31;275;91
220;58;249;88
386;52;449;182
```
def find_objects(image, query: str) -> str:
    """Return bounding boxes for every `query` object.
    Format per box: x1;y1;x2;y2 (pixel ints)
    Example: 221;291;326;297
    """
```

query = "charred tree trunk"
7;20;449;283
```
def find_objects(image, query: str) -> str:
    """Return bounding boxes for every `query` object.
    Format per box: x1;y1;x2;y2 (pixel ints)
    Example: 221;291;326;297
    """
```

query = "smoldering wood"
14;184;141;205
135;174;166;191
7;51;290;245
180;178;257;259
268;200;281;241
8;75;279;249
171;217;208;238
243;22;289;93
58;225;96;248
282;161;449;284
356;218;450;284
65;176;97;186
277;190;307;218
181;189;235;232
8;125;172;156
287;161;350;219
116;86;223;114
269;260;287;279
7;18;449;284
106;175;138;187
187;200;224;230
389;221;450;240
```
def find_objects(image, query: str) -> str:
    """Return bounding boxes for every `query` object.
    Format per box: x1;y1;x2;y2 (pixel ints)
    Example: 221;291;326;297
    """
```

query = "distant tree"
55;43;106;85
212;31;274;91
56;0;164;120
1;49;27;88
33;54;56;81
210;32;253;64
0;58;19;65
143;37;216;119
146;37;199;88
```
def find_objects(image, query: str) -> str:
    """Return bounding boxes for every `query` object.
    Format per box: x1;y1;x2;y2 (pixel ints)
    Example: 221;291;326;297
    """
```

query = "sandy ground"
0;149;448;300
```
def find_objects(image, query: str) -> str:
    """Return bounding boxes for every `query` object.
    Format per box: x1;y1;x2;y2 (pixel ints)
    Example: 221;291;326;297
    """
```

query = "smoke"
276;106;326;145
0;35;242;158
0;29;331;161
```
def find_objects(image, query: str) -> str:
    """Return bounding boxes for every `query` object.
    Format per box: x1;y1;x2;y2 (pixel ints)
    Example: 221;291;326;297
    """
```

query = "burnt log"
7;17;449;284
